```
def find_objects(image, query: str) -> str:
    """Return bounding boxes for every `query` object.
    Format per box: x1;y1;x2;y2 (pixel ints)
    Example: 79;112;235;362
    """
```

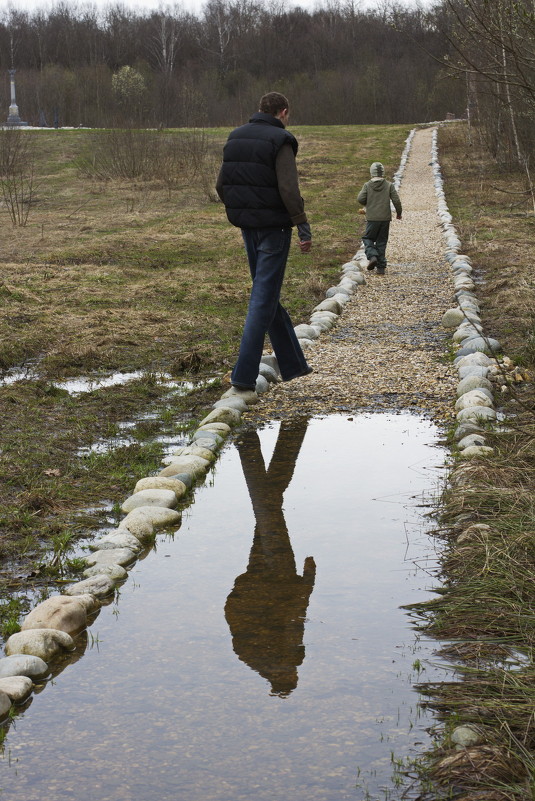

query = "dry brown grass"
409;125;535;800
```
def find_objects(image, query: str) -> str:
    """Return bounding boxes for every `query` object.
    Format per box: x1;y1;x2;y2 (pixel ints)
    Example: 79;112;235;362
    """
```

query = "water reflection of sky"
1;413;453;801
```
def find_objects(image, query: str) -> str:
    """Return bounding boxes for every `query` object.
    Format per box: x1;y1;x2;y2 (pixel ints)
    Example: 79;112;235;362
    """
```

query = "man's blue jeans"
231;227;310;390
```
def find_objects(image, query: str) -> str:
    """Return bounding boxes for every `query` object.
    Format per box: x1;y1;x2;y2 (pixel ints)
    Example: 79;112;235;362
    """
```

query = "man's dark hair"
259;92;289;116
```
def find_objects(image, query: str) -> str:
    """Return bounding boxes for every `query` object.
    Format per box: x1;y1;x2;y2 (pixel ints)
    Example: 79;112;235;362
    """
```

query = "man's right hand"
297;221;312;251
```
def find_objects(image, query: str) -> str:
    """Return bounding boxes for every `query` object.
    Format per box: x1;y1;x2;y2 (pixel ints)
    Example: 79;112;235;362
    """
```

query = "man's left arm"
215;166;225;203
276;144;311;252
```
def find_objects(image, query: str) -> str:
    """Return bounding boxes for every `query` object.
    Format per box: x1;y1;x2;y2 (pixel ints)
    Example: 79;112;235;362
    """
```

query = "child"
357;162;402;275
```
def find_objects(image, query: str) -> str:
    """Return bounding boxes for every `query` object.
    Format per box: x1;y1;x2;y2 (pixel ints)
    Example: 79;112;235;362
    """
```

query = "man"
216;92;313;391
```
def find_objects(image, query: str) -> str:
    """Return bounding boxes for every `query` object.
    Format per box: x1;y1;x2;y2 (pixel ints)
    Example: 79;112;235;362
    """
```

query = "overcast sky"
0;0;430;19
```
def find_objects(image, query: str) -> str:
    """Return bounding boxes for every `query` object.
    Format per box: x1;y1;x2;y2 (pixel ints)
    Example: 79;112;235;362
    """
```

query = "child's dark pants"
362;220;390;268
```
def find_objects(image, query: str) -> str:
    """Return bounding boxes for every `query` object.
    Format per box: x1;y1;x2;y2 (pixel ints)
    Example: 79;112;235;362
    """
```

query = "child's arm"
357;183;367;206
390;184;402;219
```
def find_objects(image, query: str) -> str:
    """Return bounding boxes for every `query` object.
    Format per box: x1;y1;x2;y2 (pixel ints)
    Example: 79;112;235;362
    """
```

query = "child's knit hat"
370;162;384;177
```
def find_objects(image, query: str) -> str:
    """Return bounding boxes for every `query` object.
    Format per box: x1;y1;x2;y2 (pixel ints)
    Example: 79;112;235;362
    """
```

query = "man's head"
370;162;384;178
259;92;289;126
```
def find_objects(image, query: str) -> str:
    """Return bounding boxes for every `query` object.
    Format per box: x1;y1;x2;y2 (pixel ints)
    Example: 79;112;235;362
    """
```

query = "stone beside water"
84;548;137;568
64;575;117;599
0;655;49;680
121;488;178;514
134;477;188;498
90;531;143;553
118;510;155;542
120;506;181;529
198;407;242;427
21;595;97;635
5;629;75;661
0;675;33;703
213;396;249;412
83;563;128;581
0;691;11;720
160;456;209;479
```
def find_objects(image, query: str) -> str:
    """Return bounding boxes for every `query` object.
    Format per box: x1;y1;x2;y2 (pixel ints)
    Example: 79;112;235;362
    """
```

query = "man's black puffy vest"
220;112;298;229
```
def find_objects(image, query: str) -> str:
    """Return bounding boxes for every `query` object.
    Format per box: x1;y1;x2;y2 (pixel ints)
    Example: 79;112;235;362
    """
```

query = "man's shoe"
282;366;313;382
376;266;386;275
367;256;378;271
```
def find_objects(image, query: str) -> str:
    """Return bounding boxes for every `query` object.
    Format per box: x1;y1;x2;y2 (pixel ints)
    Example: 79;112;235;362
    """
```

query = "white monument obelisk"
6;69;27;126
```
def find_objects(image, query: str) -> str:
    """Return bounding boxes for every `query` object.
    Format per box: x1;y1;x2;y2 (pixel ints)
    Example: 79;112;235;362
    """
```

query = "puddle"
0;413;454;800
0;369;206;396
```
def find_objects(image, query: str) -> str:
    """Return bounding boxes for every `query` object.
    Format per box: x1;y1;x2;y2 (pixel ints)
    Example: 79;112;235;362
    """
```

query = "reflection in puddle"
1;414;454;801
226;422;315;697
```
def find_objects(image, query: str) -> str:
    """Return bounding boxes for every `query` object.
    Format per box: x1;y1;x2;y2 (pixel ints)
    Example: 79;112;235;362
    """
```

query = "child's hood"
370;177;386;190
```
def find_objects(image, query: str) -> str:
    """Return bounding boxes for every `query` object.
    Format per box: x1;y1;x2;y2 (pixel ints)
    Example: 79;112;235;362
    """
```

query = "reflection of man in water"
225;420;316;697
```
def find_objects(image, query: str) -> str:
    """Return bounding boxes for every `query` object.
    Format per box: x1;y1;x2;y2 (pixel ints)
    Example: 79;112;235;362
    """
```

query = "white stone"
134;477;188;497
460;445;495;458
0;691;10;720
118;509;155;542
64;575;117;599
220;387;259;404
458;365;489;380
190;436;221;451
90;531;143;552
258;363;279;383
456;406;497;423
452;727;484;747
330;292;350;306
83;563;128;581
121;489;177;513
455;390;493;411
455;352;493;368
198;407;241;427
0;655;49;680
21;594;97;635
259;354;280;375
0;676;33;703
456;376;493;396
120;505;181;529
213;396;248;412
293;324;319;340
308;317;332;332
159;455;210;478
453;323;483;342
441;308;464;328
255;375;270;394
458;434;487;450
170;445;215;462
84;548;137;568
5;629;74;661
314;298;342;314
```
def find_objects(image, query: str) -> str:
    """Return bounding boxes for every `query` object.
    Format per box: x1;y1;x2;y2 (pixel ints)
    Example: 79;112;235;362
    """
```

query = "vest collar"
248;112;285;128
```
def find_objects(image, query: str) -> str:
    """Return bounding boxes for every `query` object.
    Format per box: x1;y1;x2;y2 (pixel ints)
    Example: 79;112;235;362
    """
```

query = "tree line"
0;1;462;129
0;0;532;171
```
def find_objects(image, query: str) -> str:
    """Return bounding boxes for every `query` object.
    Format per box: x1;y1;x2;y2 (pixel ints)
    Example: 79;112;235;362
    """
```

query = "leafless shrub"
78;128;212;189
0;128;37;227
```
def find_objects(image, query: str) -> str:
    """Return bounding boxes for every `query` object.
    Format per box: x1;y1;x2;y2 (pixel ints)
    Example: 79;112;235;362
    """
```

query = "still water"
1;414;451;801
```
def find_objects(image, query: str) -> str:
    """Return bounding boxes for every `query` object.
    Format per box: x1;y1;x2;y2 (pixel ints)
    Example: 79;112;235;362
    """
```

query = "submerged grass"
407;125;535;800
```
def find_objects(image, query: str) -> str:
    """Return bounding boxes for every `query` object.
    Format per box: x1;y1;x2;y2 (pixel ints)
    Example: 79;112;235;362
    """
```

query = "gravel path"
247;127;457;425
